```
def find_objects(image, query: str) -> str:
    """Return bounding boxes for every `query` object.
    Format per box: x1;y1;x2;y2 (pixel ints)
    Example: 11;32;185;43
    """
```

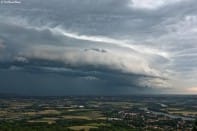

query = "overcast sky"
0;0;197;95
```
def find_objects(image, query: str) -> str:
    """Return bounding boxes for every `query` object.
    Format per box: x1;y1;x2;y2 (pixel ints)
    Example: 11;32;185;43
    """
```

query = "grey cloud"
0;17;162;77
84;48;107;53
0;59;159;95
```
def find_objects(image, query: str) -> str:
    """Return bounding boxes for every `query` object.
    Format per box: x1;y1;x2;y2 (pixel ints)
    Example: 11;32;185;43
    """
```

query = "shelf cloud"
0;0;196;95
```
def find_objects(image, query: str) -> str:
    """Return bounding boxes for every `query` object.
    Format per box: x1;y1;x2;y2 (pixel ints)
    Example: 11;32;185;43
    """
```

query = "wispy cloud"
53;27;170;59
129;0;185;10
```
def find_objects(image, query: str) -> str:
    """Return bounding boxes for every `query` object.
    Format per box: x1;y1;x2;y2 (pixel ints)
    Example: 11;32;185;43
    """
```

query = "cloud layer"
0;0;196;95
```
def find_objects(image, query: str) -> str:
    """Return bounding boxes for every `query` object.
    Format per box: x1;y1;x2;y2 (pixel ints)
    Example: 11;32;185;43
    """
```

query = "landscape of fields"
0;95;196;131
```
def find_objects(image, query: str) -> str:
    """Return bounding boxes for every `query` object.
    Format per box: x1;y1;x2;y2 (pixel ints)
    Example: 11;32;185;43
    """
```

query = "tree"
192;119;197;131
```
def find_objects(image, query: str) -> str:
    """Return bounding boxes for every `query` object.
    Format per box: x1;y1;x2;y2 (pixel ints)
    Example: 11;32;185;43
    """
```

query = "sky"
0;0;197;95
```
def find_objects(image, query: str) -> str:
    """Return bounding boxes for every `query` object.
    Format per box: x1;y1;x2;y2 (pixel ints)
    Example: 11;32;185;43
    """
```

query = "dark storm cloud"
0;70;156;96
0;59;156;95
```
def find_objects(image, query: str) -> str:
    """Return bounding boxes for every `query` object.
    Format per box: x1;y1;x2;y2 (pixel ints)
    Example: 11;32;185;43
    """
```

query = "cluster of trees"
0;119;196;131
90;126;139;131
0;122;71;131
192;120;197;131
0;120;138;131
